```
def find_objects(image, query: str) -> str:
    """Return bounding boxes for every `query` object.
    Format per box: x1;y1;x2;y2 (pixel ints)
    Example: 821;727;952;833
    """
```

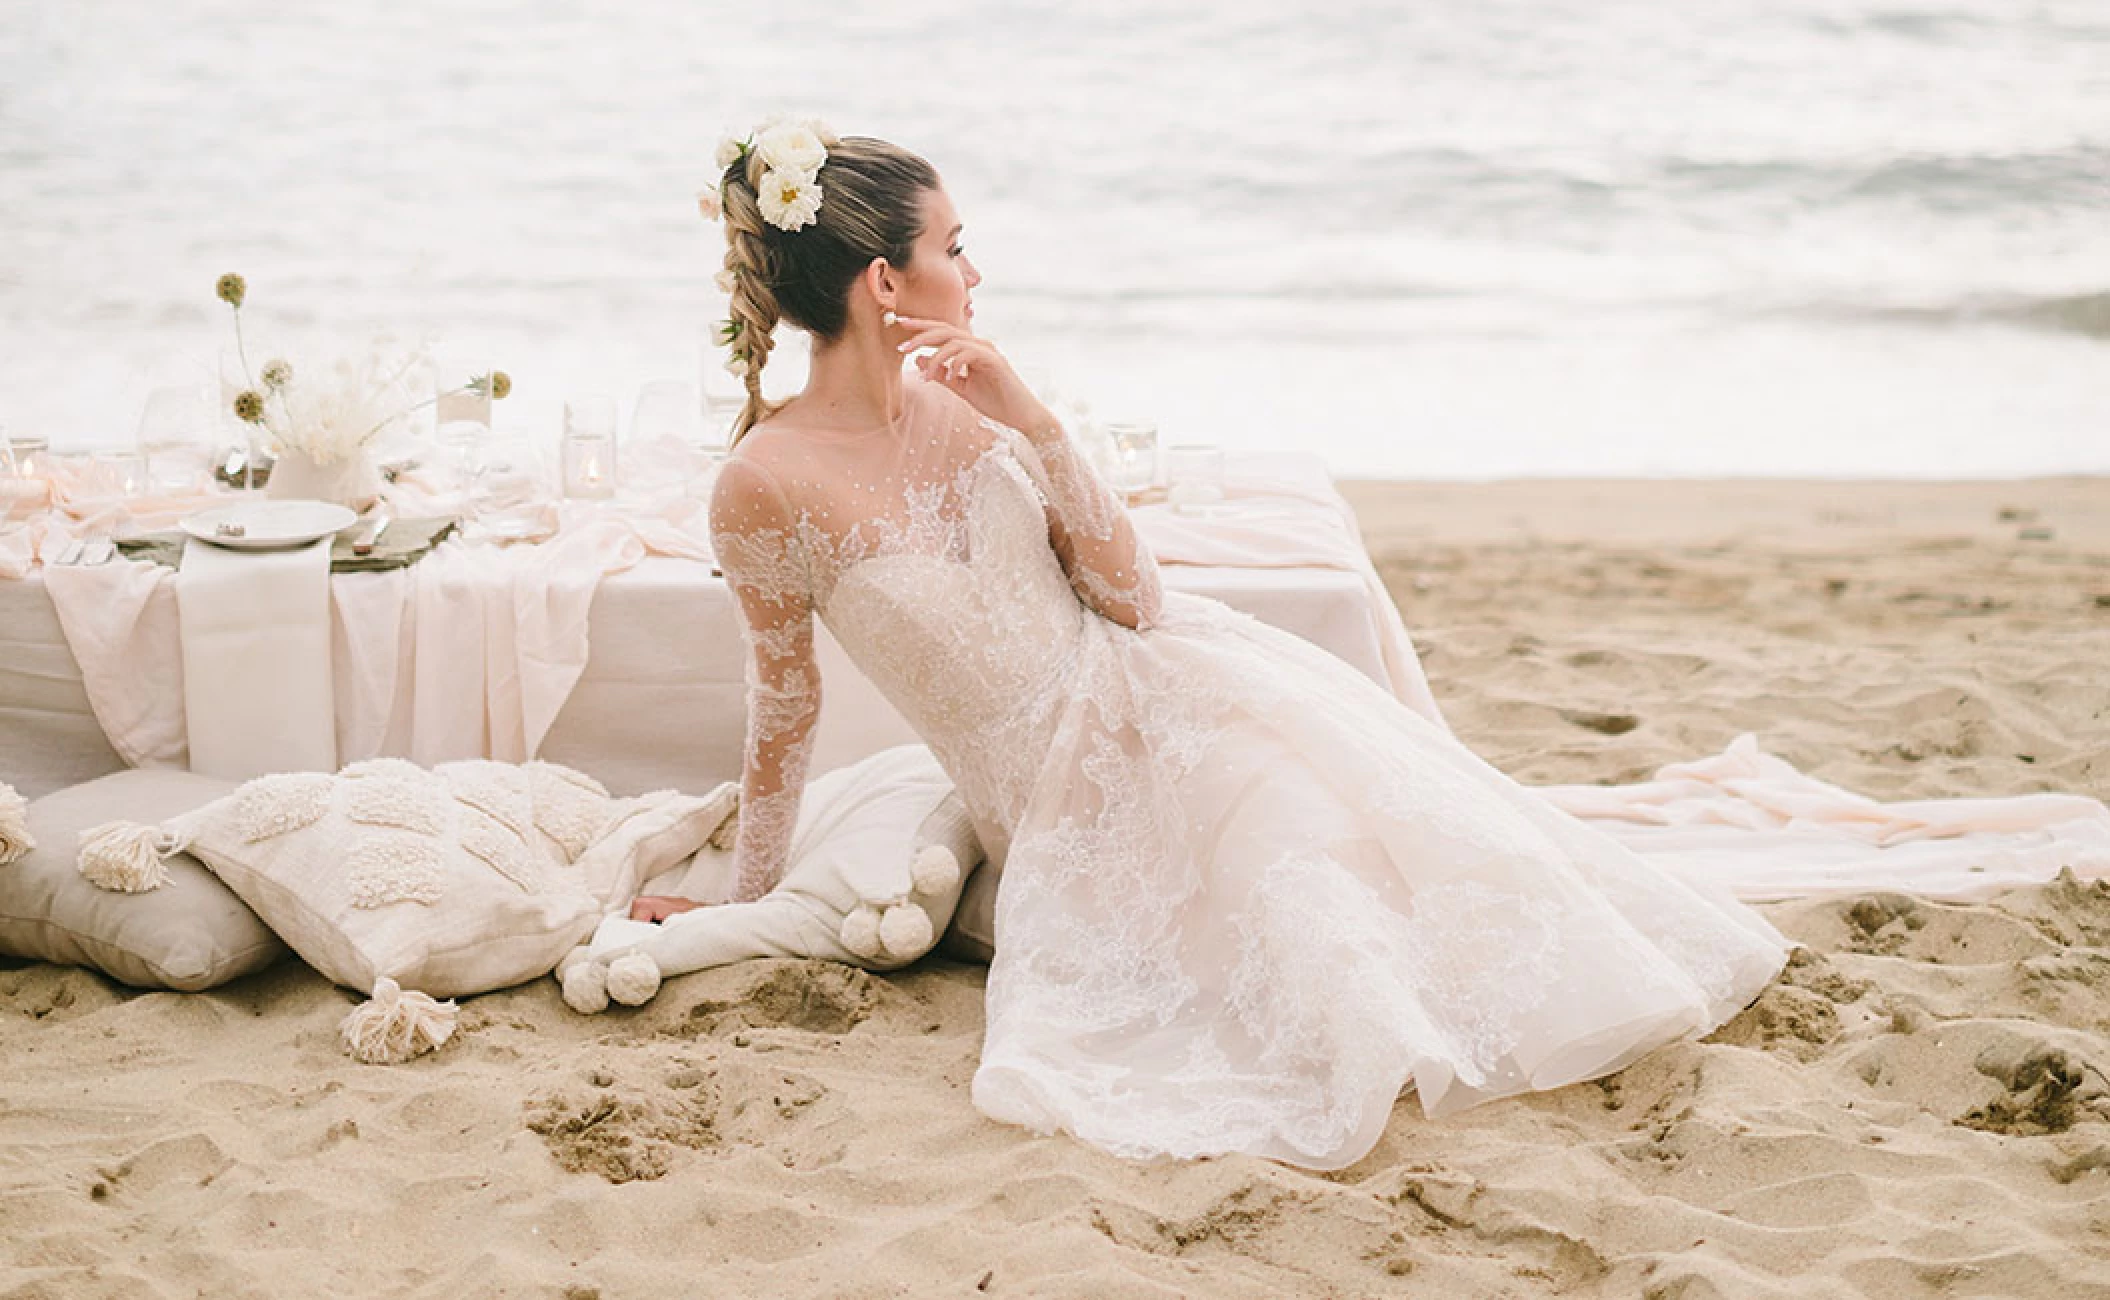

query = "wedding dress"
709;378;1790;1169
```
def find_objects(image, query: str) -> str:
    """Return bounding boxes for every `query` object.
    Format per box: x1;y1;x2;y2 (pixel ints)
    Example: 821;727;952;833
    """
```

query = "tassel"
877;902;935;961
0;781;32;866
604;952;662;1007
77;821;180;893
910;844;960;897
340;977;457;1064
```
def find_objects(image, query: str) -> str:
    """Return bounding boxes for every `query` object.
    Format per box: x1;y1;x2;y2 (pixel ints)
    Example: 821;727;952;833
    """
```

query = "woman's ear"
862;256;898;313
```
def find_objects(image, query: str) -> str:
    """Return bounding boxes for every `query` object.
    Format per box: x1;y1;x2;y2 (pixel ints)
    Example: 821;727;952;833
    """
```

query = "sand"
5;477;2109;1299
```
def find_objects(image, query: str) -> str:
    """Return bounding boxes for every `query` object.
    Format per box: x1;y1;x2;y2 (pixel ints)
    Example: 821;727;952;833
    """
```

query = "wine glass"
135;385;211;492
631;381;702;444
467;429;547;540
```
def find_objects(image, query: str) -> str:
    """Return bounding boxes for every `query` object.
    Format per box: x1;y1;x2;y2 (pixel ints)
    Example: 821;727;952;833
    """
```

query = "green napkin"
118;517;458;573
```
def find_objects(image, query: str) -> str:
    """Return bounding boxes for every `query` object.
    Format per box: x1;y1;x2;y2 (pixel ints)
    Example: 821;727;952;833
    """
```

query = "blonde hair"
718;136;941;444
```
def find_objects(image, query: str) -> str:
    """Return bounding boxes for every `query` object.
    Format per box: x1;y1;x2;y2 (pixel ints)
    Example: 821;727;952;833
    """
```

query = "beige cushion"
174;759;722;1000
0;770;286;990
593;745;985;974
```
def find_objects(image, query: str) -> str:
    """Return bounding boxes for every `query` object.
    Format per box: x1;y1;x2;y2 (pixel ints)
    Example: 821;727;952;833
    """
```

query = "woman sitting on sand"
631;122;1790;1170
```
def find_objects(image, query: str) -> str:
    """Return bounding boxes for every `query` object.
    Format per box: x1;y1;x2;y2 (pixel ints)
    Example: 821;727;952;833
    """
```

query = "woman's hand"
629;895;706;923
895;315;1058;440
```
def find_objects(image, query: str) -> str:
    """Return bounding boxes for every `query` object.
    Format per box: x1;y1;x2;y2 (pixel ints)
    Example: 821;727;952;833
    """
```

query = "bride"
632;123;1791;1170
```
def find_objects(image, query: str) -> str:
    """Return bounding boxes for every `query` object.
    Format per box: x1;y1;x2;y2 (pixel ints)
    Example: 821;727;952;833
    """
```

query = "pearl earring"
882;310;898;327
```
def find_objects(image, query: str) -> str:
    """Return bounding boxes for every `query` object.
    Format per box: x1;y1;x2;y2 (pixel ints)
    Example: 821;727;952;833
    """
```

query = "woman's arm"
1001;421;1162;630
708;456;822;901
893;313;1162;630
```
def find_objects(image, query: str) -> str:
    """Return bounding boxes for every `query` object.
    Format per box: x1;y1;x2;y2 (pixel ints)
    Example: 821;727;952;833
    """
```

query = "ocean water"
1;0;2105;478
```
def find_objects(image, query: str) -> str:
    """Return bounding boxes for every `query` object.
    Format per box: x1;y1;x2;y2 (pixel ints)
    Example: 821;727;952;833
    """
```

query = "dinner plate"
180;499;361;551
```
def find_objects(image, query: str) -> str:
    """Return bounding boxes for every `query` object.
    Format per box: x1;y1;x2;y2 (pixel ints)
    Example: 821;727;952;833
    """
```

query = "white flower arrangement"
215;273;509;466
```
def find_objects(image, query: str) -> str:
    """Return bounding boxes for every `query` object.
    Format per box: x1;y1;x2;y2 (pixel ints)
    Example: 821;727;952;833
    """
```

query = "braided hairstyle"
717;133;941;444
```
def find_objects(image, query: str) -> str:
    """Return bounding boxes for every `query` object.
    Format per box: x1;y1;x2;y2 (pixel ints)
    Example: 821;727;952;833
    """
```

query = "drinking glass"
1164;443;1227;516
699;347;746;451
467;429;547;540
631;381;702;444
561;394;619;500
135;385;212;492
1104;420;1158;496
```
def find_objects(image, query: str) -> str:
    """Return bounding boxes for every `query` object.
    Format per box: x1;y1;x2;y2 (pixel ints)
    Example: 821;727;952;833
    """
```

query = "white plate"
181;499;360;551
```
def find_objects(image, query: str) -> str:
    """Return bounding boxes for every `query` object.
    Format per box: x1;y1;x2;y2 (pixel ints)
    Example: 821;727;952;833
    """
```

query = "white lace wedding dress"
709;378;1789;1169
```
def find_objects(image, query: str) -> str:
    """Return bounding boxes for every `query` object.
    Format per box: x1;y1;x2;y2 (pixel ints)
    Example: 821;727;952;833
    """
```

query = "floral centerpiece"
215;273;510;509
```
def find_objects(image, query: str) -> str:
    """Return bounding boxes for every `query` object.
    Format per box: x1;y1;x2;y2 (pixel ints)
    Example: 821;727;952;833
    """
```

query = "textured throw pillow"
558;745;984;1012
92;758;729;1061
0;771;286;990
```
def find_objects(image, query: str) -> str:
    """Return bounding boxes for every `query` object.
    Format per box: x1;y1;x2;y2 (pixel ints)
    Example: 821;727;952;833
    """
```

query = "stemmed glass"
135;386;212;492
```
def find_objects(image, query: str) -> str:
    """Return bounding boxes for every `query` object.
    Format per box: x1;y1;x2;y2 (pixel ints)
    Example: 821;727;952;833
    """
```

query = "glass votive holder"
1164;443;1226;516
561;395;618;501
1104;420;1158;496
88;450;148;498
2;433;52;519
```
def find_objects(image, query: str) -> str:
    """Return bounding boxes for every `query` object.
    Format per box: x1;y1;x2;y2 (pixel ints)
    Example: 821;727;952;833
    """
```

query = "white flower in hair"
714;268;738;293
696;187;721;221
714;135;745;170
758;168;824;232
726;354;749;377
756;122;827;178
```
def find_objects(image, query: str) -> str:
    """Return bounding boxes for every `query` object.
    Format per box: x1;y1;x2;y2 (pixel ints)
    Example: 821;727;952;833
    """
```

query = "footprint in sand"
524;1083;721;1184
1959;1041;2101;1137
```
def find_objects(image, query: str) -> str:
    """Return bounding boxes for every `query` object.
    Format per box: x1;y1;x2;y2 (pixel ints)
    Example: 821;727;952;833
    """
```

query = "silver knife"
351;511;392;557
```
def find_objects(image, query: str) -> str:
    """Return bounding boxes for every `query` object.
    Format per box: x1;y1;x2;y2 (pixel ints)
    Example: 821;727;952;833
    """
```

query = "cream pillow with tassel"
74;759;728;1062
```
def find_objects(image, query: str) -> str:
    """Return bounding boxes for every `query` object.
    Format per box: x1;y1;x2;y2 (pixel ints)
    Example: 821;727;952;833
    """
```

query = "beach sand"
5;478;2108;1299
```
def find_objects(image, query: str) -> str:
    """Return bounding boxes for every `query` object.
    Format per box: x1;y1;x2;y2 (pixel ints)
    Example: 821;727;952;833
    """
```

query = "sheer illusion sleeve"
999;422;1163;631
709;456;821;901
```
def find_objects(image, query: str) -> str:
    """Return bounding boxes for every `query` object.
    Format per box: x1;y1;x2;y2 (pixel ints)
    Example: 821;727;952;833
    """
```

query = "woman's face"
893;185;981;329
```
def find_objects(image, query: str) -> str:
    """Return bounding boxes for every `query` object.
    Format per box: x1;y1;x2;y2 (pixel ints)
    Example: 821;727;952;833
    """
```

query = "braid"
720;154;784;445
707;129;941;446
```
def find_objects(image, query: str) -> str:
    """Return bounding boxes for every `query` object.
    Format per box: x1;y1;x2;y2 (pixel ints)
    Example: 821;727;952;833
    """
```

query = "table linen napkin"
176;537;337;779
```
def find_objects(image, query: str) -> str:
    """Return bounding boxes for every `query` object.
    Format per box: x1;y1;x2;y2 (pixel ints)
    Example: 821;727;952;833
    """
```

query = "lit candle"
562;431;617;500
2;435;52;518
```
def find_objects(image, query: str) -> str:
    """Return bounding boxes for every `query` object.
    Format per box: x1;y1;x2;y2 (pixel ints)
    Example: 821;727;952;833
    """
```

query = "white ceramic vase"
266;446;382;511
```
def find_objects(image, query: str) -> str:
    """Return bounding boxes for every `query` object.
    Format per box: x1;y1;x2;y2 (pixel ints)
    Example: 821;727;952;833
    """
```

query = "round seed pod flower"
260;359;293;389
232;390;266;423
489;370;512;400
215;273;247;308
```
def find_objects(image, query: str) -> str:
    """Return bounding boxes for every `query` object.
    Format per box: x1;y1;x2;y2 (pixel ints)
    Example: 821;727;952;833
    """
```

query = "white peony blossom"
696;187;721;221
756;123;827;178
714;135;745;170
714;267;738;294
757;167;824;231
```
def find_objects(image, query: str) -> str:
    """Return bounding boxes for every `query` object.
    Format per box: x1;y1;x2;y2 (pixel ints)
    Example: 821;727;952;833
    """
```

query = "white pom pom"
909;844;959;897
561;959;610;1015
340;977;457;1064
605;952;662;1006
877;902;934;961
77;821;176;893
0;781;32;866
840;902;884;960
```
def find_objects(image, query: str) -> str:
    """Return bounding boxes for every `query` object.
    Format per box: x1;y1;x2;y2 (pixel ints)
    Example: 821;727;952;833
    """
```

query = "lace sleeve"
709;456;821;901
997;420;1163;630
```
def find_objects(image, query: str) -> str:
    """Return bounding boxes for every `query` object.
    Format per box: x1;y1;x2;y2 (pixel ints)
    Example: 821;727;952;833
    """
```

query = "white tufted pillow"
82;759;730;1059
